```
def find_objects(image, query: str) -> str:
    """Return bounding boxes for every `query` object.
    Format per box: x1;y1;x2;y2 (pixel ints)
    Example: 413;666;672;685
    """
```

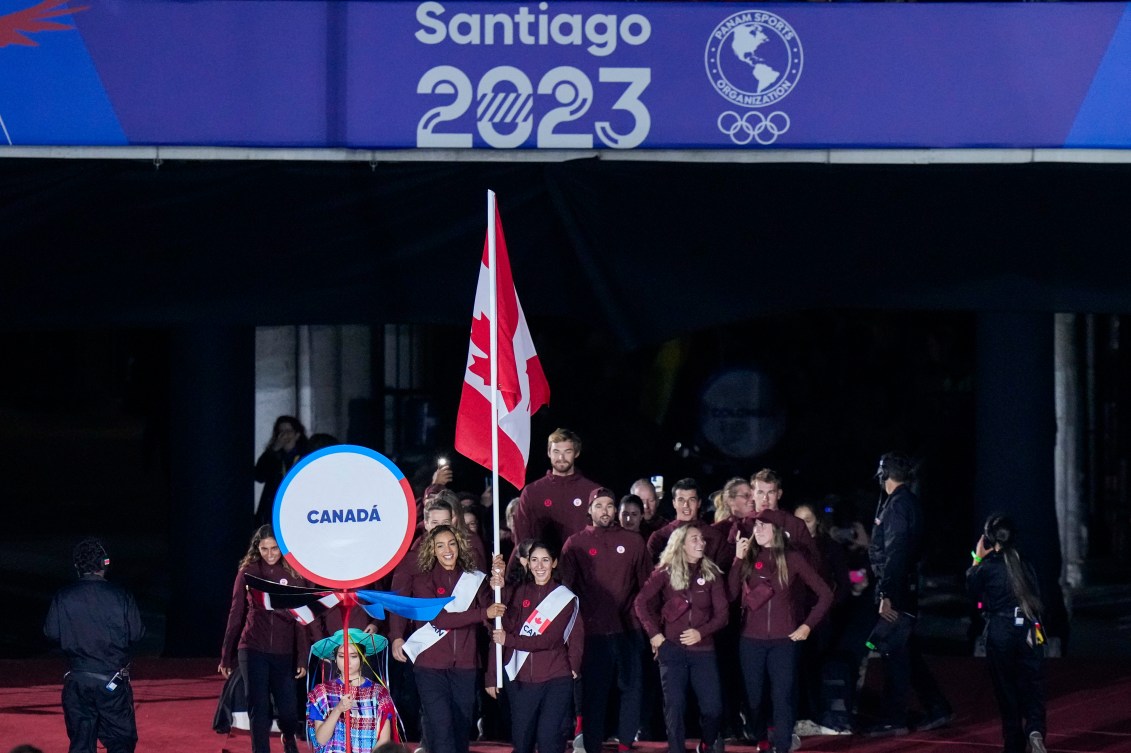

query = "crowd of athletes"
227;420;978;753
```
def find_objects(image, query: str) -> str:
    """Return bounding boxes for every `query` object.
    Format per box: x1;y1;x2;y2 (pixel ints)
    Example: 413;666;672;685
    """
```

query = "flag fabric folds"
454;197;550;490
242;573;452;625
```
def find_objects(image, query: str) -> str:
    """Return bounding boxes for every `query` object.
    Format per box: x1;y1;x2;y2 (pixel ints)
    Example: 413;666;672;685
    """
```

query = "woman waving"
729;509;832;753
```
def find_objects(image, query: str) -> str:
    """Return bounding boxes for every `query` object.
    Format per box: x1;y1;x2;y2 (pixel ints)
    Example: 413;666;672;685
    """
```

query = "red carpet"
1;656;1129;753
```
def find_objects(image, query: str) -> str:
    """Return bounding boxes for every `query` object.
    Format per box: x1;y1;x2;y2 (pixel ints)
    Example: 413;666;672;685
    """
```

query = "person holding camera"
254;415;309;526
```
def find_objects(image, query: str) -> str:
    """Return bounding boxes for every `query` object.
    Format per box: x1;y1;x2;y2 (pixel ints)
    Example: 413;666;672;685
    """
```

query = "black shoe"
281;734;300;753
916;711;955;732
862;723;909;738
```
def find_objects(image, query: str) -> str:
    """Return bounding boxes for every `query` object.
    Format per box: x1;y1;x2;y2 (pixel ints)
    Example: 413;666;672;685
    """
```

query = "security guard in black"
44;538;145;753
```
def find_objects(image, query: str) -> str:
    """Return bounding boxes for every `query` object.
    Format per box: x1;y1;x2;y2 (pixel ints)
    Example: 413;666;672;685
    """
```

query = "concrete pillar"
1054;314;1086;589
975;311;1068;645
299;324;369;441
167;325;255;656
254;326;299;511
254;324;372;458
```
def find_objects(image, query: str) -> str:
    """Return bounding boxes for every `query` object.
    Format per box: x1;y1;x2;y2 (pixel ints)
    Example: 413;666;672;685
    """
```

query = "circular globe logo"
698;367;786;458
705;10;803;109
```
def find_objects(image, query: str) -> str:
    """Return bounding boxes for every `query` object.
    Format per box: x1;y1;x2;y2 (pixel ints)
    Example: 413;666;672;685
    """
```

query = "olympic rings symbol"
717;110;791;146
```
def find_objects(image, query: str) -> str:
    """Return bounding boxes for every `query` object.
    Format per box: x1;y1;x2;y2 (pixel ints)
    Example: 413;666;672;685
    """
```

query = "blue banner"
1;1;1130;149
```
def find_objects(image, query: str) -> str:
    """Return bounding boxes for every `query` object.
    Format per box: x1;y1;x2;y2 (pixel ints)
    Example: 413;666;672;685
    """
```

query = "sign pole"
341;596;354;753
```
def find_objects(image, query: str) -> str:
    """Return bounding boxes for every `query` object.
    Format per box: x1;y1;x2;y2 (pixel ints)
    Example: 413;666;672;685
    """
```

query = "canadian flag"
455;194;550;490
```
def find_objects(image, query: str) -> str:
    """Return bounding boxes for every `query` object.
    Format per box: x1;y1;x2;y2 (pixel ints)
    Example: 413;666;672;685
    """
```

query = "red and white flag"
454;194;550;490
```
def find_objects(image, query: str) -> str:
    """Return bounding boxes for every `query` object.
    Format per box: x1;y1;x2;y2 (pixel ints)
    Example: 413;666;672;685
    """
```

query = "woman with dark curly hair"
219;524;308;753
388;525;503;753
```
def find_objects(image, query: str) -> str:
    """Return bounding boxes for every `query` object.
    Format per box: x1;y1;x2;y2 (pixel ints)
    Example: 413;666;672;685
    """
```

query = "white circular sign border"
272;445;416;589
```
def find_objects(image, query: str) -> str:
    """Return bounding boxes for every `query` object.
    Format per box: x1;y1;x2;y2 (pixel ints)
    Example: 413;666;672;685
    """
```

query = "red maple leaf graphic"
468;312;521;413
0;0;88;48
468;313;493;388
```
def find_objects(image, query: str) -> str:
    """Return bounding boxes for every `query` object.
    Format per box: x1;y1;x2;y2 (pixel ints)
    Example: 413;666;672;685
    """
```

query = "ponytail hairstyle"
983;514;1042;620
740;520;790;588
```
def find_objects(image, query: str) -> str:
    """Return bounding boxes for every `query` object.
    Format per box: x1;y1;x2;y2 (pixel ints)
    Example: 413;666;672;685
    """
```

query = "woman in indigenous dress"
307;629;397;752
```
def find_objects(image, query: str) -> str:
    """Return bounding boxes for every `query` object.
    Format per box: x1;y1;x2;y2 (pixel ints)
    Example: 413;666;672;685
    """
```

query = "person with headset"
863;453;952;737
44;538;146;753
968;514;1048;753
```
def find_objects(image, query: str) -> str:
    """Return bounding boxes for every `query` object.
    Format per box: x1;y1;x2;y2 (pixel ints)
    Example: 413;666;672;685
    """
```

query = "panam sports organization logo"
705;10;803;146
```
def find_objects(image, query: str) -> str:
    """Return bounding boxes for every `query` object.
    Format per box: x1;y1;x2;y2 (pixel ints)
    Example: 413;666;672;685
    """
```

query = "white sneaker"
793;720;822;738
573;734;585;751
1028;731;1047;753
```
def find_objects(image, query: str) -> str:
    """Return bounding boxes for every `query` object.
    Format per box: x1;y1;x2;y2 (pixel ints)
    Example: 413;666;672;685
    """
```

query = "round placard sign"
273;445;415;589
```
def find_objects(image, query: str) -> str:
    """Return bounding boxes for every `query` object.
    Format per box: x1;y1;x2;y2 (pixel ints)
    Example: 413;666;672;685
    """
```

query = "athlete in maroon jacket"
635;524;729;753
512;428;601;555
632;478;670;540
751;468;821;569
487;544;585;753
729;512;832;753
219;525;309;753
710;477;757;570
560;488;651;753
646;479;724;564
389;526;500;753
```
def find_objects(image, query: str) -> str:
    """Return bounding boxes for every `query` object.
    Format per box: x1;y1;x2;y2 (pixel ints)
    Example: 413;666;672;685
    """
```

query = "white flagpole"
487;189;504;688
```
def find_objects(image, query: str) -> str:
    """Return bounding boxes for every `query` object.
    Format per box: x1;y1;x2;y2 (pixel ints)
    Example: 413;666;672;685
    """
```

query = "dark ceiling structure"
3;158;1130;346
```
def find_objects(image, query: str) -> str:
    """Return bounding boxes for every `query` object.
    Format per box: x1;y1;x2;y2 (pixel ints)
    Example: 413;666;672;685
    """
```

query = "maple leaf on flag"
0;0;87;48
468;312;521;413
455;193;551;490
467;313;495;403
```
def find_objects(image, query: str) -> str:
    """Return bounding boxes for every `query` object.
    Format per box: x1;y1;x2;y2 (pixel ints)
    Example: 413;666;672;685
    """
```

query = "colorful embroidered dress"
306;678;396;753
